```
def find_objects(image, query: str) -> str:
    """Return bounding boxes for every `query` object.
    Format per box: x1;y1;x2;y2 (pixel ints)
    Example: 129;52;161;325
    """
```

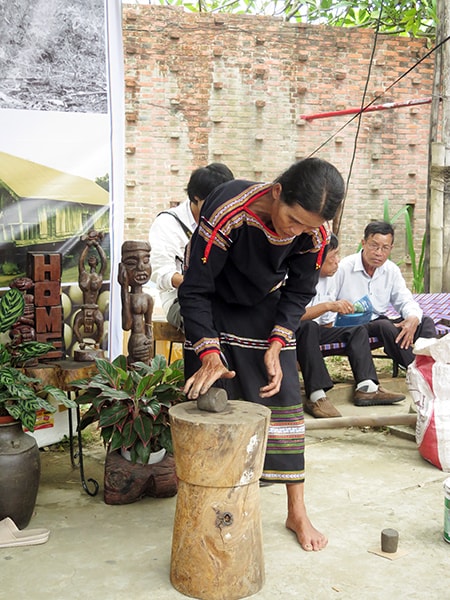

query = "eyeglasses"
366;242;392;254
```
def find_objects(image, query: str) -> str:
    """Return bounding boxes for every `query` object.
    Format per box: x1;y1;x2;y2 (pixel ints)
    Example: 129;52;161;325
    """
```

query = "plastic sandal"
0;517;50;548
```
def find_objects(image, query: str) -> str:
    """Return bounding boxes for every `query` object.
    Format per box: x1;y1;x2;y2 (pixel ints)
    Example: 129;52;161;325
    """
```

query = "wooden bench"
152;314;185;363
320;292;450;376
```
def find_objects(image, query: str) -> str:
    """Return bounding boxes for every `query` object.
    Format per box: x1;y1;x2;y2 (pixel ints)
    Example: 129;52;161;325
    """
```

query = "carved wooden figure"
9;277;36;342
73;230;106;361
118;241;154;365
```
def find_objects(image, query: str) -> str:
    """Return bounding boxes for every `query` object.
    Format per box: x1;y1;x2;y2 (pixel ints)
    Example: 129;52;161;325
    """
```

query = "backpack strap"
158;211;192;239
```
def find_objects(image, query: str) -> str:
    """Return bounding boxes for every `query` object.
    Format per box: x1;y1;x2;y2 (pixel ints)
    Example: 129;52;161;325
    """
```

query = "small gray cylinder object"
381;528;399;553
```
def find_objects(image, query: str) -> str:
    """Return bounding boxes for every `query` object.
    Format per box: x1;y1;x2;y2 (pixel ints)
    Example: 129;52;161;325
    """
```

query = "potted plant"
0;287;77;528
0;287;75;429
72;353;185;464
71;353;185;504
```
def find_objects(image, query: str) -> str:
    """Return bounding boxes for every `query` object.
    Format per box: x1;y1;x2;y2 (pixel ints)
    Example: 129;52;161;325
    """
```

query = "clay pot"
0;417;41;528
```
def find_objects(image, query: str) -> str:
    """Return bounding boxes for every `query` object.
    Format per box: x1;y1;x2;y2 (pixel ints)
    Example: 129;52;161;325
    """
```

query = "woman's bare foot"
285;514;328;551
285;482;327;551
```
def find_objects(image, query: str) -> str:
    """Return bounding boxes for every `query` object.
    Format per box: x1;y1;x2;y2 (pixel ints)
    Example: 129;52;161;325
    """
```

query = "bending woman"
179;157;345;551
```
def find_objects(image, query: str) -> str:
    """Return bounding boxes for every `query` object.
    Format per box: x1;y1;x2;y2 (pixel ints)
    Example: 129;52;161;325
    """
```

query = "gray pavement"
2;376;449;600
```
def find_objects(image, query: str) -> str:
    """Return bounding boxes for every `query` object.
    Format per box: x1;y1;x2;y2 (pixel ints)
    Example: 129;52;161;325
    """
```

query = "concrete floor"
2;376;449;600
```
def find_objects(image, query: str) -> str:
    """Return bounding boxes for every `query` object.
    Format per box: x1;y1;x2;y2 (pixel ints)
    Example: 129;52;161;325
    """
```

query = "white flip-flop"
0;517;50;548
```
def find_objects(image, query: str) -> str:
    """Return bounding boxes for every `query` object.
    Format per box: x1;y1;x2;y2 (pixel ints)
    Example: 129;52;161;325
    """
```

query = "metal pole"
441;0;450;291
300;97;432;122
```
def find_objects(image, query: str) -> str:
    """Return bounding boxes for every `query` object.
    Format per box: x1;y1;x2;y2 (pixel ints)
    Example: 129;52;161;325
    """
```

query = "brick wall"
123;5;433;276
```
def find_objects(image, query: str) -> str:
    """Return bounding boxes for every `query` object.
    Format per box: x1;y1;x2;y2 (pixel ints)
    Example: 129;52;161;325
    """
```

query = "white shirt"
149;199;197;317
307;275;337;326
334;250;423;321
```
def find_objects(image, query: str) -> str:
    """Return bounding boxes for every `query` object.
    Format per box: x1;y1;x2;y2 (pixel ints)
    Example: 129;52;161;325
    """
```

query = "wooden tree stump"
53;359;98;391
25;360;97;391
169;400;270;600
24;364;60;388
103;450;178;505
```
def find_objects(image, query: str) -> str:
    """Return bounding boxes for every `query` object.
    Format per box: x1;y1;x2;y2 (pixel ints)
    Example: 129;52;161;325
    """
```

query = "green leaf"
73;388;103;404
111;354;128;370
0;366;17;386
121;420;138;448
141;398;162;418
26;396;56;413
135;439;151;465
0;288;25;333
150;354;168;372
131;360;153;375
7;402;39;431
5;404;21;421
101;425;114;447
0;344;10;365
136;373;157;399
170;358;184;373
95;357;123;387
133;412;153;445
99;404;129;428
158;427;173;454
122;372;137;395
110;428;125;452
78;404;99;430
44;386;77;408
403;207;425;293
87;383;131;400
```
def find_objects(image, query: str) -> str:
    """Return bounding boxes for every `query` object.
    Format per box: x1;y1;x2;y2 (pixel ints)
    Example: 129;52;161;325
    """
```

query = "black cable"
335;3;384;234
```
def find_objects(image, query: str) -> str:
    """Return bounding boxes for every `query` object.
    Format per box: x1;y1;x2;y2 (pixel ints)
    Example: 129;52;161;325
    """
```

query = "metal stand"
67;392;99;497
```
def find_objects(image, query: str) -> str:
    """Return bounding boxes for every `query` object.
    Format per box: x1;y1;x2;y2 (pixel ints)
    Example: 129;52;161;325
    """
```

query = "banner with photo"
0;0;124;360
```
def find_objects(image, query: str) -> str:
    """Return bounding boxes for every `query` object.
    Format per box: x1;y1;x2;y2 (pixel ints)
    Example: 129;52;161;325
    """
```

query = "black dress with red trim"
180;178;329;355
179;179;329;482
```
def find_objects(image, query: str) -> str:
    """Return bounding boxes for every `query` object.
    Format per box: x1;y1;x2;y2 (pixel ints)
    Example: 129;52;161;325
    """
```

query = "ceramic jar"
0;417;41;529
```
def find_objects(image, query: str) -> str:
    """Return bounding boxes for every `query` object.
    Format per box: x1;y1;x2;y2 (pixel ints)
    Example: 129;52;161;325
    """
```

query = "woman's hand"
184;352;235;399
260;340;283;398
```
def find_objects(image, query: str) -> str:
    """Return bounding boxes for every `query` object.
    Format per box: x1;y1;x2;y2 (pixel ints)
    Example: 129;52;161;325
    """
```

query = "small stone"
197;387;228;413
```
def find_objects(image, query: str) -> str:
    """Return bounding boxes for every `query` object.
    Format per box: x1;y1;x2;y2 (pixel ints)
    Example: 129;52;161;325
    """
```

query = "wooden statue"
118;240;154;365
8;277;37;365
9;276;36;344
73;230;106;361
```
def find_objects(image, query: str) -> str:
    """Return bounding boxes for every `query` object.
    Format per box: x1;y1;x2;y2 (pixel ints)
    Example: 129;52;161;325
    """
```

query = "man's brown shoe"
303;397;341;418
353;386;406;407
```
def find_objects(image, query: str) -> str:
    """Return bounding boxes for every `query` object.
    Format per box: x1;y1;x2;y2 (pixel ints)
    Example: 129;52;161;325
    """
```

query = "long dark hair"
275;157;345;221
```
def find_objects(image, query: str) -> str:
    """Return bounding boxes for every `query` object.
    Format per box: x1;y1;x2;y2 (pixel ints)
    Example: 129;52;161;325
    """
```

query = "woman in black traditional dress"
179;157;345;551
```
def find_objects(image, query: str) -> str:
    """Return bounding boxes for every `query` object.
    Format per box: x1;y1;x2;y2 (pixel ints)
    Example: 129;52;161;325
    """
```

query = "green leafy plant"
404;208;426;293
383;198;426;293
0;288;76;431
71;354;186;464
153;0;437;39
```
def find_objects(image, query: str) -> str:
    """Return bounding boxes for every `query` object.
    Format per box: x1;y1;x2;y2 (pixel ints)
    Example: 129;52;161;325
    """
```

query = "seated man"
297;233;405;419
334;220;437;370
149;163;234;330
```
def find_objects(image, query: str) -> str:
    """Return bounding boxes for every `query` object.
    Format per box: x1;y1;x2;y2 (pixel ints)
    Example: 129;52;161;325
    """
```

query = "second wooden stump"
169;400;270;600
